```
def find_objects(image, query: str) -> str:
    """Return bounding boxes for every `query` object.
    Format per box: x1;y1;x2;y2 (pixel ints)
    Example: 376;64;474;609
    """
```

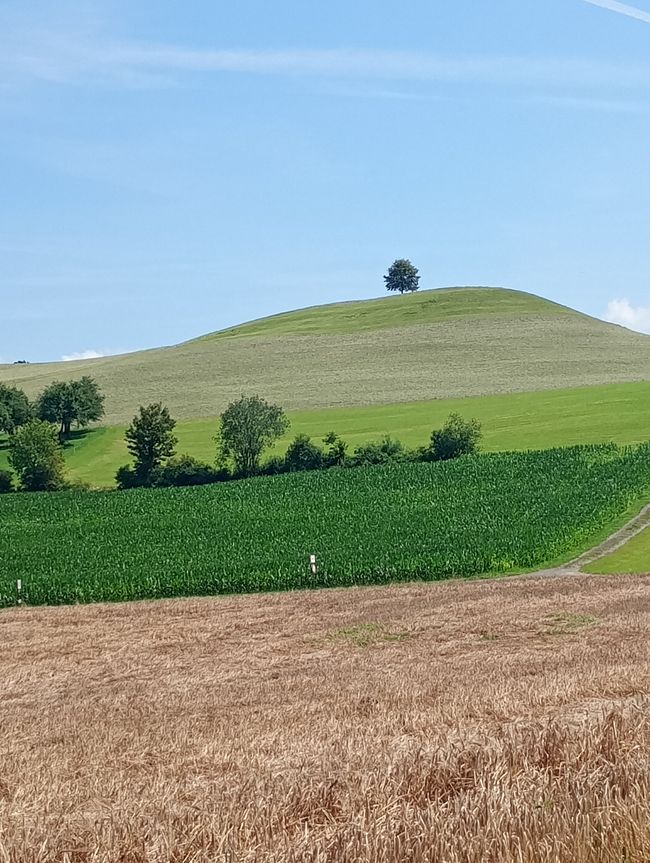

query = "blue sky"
2;0;650;362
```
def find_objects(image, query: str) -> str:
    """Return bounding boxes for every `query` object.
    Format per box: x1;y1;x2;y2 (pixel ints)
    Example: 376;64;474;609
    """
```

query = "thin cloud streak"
3;33;650;92
584;0;650;23
535;94;650;112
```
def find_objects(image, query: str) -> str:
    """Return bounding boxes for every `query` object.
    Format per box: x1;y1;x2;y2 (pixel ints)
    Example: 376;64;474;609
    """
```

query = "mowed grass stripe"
1;380;648;488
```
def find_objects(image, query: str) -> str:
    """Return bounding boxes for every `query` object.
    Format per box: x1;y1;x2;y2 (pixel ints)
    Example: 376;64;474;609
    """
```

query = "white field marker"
309;554;317;575
17;579;22;605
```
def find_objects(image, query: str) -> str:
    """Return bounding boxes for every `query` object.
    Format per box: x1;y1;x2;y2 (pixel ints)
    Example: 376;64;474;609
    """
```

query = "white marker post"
309;554;317;576
16;579;22;606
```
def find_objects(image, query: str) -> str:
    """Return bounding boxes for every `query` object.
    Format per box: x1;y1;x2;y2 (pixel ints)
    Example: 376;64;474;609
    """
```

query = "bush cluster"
118;413;482;490
117;456;230;489
2;384;481;493
257;413;481;479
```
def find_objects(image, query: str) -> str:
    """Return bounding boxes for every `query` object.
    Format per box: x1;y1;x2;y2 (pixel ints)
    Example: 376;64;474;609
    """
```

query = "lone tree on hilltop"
217;395;289;477
384;259;420;294
37;377;105;439
123;403;177;485
8;420;66;491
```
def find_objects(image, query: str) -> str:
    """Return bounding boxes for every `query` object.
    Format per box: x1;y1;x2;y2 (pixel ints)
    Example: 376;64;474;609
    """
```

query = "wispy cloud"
533;94;650;112
583;0;650;24
61;349;104;362
605;298;650;334
3;29;650;94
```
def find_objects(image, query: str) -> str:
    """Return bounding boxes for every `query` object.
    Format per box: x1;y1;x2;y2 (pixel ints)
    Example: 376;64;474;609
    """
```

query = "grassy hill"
3;286;650;426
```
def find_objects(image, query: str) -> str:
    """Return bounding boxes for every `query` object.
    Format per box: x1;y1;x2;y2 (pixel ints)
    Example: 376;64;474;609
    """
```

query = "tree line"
0;377;105;492
0;378;104;439
115;396;481;490
1;385;481;494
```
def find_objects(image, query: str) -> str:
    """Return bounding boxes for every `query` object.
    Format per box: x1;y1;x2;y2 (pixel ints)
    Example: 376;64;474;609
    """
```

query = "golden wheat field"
2;574;650;862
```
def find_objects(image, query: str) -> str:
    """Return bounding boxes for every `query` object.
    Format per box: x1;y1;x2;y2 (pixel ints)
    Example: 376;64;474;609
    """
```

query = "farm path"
530;503;650;579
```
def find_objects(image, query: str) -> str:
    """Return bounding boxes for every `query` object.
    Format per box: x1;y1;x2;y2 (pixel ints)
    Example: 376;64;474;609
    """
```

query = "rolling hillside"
3;287;650;426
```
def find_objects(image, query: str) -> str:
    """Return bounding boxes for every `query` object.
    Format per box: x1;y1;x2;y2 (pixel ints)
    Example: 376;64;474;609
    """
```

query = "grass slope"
2;287;650;426
2;379;648;487
202;285;569;338
586;526;650;574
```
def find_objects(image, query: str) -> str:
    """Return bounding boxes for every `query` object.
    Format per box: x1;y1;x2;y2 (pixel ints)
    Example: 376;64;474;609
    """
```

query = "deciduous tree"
8;420;66;491
0;384;31;434
123;403;177;484
217;395;289;477
37;377;104;439
384;259;420;294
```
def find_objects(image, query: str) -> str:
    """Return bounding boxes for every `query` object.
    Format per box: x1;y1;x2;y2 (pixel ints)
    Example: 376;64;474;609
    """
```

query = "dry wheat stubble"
1;574;650;861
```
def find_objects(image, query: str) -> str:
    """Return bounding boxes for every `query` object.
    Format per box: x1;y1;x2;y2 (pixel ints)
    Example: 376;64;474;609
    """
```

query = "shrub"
115;465;142;490
153;455;227;488
65;479;92;492
323;431;348;467
284;434;325;472
429;413;482;462
261;455;287;476
0;470;14;493
351;436;407;467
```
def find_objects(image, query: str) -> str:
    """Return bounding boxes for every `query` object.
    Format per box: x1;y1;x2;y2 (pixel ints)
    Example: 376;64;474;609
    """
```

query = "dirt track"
530;503;650;579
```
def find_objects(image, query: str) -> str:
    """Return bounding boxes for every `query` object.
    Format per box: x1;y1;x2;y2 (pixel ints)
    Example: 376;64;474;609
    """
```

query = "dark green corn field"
1;444;649;608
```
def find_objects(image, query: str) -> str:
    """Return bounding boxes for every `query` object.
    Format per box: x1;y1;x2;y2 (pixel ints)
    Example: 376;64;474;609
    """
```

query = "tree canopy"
218;395;289;477
123;403;177;484
8;420;66;491
0;384;31;435
384;259;420;294
37;377;105;438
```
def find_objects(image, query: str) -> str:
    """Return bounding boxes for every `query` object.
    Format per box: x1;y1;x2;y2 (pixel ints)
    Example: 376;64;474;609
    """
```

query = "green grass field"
3;287;650;426
2;379;648;487
586;527;650;574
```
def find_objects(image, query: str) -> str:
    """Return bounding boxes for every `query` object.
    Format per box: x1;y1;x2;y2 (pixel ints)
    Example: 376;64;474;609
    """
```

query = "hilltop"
2;286;650;426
